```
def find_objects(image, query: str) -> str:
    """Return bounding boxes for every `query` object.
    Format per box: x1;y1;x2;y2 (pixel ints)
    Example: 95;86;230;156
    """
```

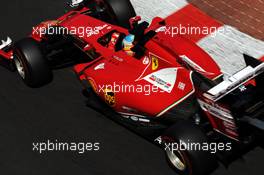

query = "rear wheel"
162;120;218;175
92;0;136;28
13;38;52;87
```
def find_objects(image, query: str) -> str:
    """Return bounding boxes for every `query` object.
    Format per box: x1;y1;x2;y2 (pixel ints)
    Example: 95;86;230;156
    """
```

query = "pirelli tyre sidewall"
162;120;218;175
13;38;52;87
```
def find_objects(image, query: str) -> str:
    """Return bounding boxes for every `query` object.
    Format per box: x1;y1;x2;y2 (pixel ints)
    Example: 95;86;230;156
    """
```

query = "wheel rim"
14;56;25;79
166;149;186;171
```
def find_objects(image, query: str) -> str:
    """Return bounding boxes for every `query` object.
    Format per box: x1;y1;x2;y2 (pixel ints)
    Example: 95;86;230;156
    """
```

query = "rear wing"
195;55;264;139
204;54;264;102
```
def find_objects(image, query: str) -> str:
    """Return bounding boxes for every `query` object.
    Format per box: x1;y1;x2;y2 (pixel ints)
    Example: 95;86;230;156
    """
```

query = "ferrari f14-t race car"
0;0;264;175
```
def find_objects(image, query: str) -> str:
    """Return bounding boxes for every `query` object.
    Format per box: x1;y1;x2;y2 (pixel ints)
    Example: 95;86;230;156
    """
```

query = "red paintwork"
2;3;262;142
48;7;222;117
0;6;222;118
198;94;240;140
0;50;12;60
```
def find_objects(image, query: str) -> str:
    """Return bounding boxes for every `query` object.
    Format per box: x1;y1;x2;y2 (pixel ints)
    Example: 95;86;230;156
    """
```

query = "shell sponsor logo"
104;88;116;107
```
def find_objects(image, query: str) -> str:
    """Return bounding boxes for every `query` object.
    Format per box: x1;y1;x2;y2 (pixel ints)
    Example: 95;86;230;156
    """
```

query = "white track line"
131;0;188;22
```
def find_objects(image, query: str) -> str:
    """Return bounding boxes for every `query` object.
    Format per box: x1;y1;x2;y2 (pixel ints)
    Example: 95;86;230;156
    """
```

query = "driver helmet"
122;34;135;56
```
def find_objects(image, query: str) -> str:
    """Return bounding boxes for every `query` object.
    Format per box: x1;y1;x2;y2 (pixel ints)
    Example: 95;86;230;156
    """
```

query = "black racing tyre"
162;120;218;175
94;0;136;28
13;38;52;87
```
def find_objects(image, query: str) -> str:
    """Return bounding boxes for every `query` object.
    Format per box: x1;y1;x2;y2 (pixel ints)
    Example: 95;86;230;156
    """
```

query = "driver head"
122;34;135;56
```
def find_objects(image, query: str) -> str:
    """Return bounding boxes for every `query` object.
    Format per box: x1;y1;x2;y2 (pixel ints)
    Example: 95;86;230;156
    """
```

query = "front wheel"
13;38;53;87
162;120;218;175
91;0;136;28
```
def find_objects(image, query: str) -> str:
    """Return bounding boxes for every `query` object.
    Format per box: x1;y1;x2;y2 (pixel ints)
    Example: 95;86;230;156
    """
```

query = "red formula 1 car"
0;0;264;175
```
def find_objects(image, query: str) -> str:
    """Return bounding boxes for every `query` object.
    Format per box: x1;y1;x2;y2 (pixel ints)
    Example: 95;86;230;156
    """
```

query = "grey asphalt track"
0;1;263;175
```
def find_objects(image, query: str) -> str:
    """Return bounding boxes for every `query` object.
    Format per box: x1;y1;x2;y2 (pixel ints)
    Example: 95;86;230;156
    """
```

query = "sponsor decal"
108;33;120;50
121;106;138;113
223;121;237;130
88;78;98;93
112;55;123;62
88;24;109;37
152;56;159;71
94;63;105;70
150;75;172;89
142;56;150;65
119;112;150;123
104;88;116;106
155;26;167;33
198;100;234;122
143;68;178;93
178;82;186;91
